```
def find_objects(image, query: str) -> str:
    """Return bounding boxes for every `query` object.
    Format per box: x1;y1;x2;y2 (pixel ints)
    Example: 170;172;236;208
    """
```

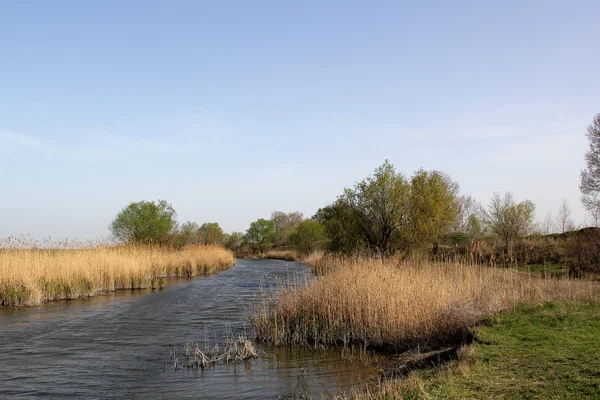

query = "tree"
270;211;303;247
110;199;177;244
484;192;535;250
315;161;463;258
291;219;327;255
225;232;244;256
580;113;600;218
245;218;275;255
408;169;460;253
557;199;574;234
539;212;555;235
343;160;411;258
179;221;200;244
455;195;482;234
198;222;224;245
314;199;365;254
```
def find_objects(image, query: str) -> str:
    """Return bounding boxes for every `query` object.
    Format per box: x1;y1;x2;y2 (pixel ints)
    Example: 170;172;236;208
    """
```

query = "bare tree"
455;195;483;234
556;199;574;234
538;212;554;235
270;211;304;247
580;113;600;219
484;192;535;250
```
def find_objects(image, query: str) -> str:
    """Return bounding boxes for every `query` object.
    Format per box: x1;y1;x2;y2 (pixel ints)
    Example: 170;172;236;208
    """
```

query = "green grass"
369;302;600;399
513;263;569;277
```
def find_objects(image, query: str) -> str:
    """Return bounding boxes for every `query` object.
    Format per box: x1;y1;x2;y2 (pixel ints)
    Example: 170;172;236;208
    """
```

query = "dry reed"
260;249;299;261
0;243;235;306
251;257;598;350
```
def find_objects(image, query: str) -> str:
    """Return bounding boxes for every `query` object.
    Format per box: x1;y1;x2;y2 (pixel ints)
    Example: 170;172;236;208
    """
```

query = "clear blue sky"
1;0;599;239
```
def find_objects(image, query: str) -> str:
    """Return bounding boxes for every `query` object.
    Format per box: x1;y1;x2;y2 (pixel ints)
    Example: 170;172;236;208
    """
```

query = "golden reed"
0;241;235;306
251;256;597;349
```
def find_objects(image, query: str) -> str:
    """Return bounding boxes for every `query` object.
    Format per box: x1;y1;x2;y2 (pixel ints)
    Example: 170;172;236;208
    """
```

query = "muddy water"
0;259;382;399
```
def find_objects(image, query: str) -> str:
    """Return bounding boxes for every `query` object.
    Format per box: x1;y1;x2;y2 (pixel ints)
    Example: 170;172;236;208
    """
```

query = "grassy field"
251;256;597;350
0;244;235;306
359;301;600;399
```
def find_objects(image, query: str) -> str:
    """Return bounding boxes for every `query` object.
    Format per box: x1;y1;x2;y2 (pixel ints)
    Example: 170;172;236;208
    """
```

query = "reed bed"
0;243;235;306
260;250;299;261
251;257;598;350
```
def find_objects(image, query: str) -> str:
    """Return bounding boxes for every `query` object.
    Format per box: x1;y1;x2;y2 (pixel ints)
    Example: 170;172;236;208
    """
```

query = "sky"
1;0;599;239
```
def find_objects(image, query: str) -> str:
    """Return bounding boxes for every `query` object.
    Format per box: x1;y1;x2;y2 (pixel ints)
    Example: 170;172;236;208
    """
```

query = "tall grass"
251;256;597;350
260;249;298;261
0;242;235;306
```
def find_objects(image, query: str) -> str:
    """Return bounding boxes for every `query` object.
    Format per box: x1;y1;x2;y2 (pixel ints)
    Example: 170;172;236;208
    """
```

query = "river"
0;259;382;399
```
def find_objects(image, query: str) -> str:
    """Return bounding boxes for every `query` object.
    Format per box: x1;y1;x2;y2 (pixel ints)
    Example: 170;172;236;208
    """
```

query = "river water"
0;259;382;399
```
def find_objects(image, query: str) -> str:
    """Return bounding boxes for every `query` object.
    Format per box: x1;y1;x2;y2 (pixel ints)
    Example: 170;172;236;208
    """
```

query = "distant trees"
198;222;224;245
110;199;177;244
179;221;200;244
580;113;600;219
315;161;460;258
291;219;327;255
245;218;276;255
557;199;575;234
224;232;244;256
271;211;303;248
484;192;535;249
455;195;483;236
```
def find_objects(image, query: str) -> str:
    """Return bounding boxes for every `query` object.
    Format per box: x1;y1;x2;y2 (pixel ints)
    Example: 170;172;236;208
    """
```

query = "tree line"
109;164;573;260
110;112;600;272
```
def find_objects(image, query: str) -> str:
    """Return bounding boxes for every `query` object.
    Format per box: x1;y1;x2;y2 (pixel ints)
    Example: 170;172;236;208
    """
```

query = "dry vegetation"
251;255;598;350
0;242;235;307
259;249;298;261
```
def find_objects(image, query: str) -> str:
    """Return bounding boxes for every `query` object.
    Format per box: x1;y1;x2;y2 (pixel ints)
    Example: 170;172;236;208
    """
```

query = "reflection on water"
0;259;382;399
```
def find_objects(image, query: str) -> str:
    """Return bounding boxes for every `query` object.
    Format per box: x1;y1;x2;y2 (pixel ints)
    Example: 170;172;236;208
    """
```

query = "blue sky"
1;1;599;239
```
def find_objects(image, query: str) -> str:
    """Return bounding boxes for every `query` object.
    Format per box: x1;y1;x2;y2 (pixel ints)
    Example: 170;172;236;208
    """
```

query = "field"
0;243;235;306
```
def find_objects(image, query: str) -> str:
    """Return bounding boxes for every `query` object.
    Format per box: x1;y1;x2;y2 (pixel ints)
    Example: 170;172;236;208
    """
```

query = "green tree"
110;199;177;244
408;169;460;253
198;222;224;245
224;231;244;256
245;218;275;255
314;199;365;254
344;160;411;258
291;219;327;255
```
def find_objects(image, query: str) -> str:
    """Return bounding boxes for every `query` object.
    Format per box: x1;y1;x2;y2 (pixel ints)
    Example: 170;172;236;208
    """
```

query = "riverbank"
355;301;600;399
0;244;235;306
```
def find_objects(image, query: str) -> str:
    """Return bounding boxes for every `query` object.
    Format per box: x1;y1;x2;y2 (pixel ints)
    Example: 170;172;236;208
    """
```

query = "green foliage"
314;199;365;254
245;218;276;255
291;219;327;255
316;161;461;258
198;222;224;245
408;169;459;252
110;199;177;244
224;231;244;255
179;221;200;244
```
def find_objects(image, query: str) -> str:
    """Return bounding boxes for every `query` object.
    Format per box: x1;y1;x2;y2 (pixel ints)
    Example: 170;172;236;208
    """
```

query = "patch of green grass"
513;263;569;277
379;302;600;399
439;302;600;399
